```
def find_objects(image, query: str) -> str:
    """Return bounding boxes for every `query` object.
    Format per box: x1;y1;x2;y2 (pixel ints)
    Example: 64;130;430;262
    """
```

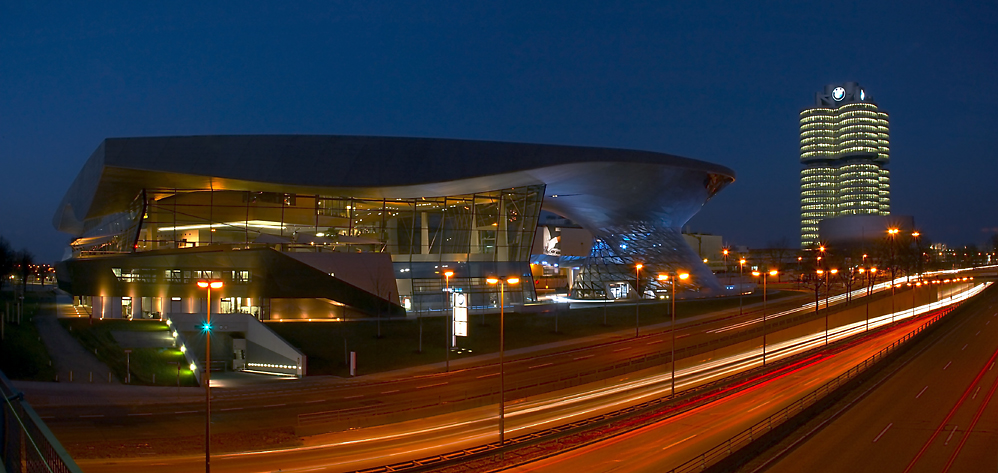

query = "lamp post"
486;275;519;445
444;271;453;372
888;228;899;323
816;269;828;345
722;249;729;285
751;269;777;365
859;267;877;331
196;279;223;473
634;263;643;338
738;258;746;316
658;271;689;397
826;268;838;309
912;232;922;277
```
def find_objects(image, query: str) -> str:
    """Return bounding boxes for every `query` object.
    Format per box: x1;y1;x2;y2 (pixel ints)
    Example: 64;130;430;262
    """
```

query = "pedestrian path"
34;292;119;384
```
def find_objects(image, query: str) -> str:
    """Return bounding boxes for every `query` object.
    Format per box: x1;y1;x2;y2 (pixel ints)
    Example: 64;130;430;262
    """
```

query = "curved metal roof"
54;135;735;234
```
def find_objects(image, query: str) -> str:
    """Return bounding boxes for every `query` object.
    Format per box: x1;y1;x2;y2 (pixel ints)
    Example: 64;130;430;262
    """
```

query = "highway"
23;273;987;472
755;280;998;473
499;289;992;472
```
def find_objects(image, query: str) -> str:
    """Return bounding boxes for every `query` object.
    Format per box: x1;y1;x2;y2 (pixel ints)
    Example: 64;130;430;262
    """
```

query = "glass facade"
68;185;545;318
799;85;890;248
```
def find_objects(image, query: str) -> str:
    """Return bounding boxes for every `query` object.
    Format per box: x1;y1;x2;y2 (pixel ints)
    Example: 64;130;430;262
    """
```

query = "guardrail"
667;306;954;473
1;369;84;473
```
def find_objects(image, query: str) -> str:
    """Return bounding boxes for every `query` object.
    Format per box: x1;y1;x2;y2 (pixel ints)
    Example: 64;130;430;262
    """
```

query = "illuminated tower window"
800;82;890;248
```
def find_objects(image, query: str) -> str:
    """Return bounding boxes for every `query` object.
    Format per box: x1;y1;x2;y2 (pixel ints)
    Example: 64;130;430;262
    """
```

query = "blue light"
202;322;212;332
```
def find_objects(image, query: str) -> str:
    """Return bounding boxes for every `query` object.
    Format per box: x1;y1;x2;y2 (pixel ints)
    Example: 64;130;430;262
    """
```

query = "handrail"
0;369;84;473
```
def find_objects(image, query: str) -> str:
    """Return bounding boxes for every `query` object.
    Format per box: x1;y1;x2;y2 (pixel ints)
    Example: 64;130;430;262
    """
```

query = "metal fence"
667;306;954;473
1;370;83;473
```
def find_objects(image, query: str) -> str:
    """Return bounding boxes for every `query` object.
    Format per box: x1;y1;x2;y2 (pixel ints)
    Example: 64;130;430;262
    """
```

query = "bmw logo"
832;87;846;101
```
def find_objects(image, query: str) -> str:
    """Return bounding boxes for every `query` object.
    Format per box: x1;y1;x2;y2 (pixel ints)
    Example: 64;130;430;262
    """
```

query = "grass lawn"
269;290;802;377
0;290;57;381
59;318;198;387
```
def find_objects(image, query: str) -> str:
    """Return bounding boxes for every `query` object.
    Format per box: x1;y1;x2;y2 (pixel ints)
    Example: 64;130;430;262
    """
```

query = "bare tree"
765;237;792;281
0;238;13;295
16;249;34;295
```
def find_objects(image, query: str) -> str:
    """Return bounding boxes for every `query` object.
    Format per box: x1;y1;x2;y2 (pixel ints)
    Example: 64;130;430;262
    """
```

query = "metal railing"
1;370;83;473
667;306;954;472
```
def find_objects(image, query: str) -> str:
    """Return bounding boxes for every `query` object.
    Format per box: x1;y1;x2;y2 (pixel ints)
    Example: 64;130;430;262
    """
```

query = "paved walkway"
34;290;119;384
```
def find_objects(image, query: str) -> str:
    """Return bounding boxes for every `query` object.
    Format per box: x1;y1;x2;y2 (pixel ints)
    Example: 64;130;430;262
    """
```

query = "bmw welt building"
53;136;735;321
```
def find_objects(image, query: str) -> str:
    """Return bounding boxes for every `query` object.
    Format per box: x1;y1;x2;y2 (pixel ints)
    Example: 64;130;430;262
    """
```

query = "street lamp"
815;269;831;345
738;259;746;316
859;267;877;331
634;263;643;338
658;271;689;397
826;268;838;310
196;279;222;473
722;249;730;286
751;269;778;365
888;228;899;322
444;270;454;372
486;275;519;445
912;232;922;277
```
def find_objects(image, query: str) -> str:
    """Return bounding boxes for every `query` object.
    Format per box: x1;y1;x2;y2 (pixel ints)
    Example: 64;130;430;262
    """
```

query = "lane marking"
528;363;553;370
972;386;981;400
916;386;928;399
646;340;664;345
128;413;153;416
976;331;980;336
944;425;958;446
991;362;995;371
305;399;326;403
417;382;448;389
748;400;772;412
477;373;499;379
174;410;197;414
873;423;893;443
613;347;632;352
662;434;697;450
944;361;952;370
380;390;400;395
343;395;363;399
263;403;285;408
962;344;968;351
80;414;104;418
220;407;243;411
573;355;594;361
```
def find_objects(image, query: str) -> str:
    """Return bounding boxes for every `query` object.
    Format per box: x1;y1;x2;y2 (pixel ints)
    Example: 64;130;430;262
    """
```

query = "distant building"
817;214;914;251
800;82;890;248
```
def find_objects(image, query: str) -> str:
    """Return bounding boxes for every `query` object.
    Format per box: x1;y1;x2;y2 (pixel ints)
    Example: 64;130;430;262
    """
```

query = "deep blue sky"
2;2;996;262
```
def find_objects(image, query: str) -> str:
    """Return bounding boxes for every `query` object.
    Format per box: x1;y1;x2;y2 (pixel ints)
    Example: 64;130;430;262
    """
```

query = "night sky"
2;2;996;263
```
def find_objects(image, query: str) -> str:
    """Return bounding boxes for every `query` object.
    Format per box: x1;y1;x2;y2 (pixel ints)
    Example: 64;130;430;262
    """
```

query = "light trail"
77;281;990;473
295;282;991;463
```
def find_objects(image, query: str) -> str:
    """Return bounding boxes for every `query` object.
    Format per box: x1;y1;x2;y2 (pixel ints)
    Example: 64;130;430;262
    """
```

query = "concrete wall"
167;312;305;377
